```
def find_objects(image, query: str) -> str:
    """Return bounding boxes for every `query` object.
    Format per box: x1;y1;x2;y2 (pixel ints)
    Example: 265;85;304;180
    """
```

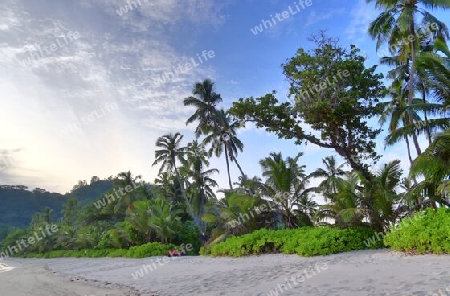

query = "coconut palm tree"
125;200;154;242
315;171;365;228
113;171;143;213
379;33;450;150
365;160;404;230
309;156;347;200
202;190;265;242
204;109;245;189
410;128;450;205
181;144;219;245
183;79;223;138
148;197;183;244
367;0;450;152
152;133;201;231
315;160;404;231
259;152;313;228
378;54;423;158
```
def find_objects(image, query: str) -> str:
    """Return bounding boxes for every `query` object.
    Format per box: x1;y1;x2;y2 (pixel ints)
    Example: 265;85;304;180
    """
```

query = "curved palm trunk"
404;135;413;164
224;145;233;189
233;157;246;180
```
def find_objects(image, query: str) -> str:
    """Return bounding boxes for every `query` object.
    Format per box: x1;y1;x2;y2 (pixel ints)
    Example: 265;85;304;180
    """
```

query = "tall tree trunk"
199;189;206;246
174;167;202;232
408;21;422;156
233;156;246;180
224;145;233;189
422;88;432;145
405;135;413;164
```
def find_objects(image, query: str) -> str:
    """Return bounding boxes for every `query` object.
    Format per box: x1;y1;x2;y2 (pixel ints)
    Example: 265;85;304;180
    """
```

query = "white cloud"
305;8;345;27
0;0;226;192
345;0;380;43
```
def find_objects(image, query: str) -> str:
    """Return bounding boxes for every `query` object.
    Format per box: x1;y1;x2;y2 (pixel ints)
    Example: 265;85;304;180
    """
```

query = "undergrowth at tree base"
384;208;450;255
15;242;183;259
204;226;383;257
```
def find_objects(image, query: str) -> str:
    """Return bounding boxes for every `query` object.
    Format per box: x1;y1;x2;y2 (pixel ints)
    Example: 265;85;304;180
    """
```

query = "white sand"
1;250;450;295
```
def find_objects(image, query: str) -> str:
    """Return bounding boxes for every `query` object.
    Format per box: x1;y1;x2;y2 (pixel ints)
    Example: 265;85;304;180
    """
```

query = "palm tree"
204;109;245;189
315;171;365;228
410;128;450;205
379;37;450;155
152;133;202;231
113;171;143;212
309;156;347;200
184;80;246;188
183;79;223;138
148;197;183;244
367;0;450;151
153;133;186;174
125;200;154;242
202;190;264;241
181;144;219;245
259;152;313;228
315;160;404;231
378;55;423;158
365;160;404;230
154;172;183;203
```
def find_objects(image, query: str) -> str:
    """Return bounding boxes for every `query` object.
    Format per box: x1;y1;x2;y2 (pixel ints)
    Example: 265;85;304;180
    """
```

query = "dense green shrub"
174;223;201;255
384;208;450;254
16;242;177;259
125;242;175;258
208;226;382;257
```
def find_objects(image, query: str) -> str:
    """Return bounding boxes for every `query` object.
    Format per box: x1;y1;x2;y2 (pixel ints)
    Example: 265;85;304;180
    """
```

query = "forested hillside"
0;179;112;238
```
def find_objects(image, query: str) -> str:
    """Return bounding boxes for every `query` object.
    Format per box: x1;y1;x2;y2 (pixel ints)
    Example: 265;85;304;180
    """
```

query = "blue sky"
0;0;445;193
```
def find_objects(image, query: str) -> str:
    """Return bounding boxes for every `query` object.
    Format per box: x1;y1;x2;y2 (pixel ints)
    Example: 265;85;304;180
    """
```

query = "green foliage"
384;208;450;254
230;34;386;183
125;242;176;258
17;242;178;258
207;227;382;257
0;180;112;229
175;223;201;254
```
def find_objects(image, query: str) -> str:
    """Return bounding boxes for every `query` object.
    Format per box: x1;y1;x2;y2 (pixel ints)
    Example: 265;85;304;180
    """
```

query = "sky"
0;0;445;194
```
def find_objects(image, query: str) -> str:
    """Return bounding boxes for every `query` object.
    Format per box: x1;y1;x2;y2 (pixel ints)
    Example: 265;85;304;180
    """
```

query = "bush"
384;208;450;254
208;226;382;257
15;242;178;259
174;224;201;255
125;242;175;258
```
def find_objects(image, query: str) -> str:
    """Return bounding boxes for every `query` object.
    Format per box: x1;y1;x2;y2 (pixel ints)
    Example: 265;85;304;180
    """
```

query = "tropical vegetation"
1;1;450;258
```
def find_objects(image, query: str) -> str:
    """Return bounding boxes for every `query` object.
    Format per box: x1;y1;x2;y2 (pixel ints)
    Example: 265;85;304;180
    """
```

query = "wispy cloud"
305;8;345;26
345;0;380;43
0;0;227;192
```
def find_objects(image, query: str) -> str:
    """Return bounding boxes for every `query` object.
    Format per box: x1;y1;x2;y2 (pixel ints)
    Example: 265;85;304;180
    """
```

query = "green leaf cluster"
384;208;450;254
207;226;382;257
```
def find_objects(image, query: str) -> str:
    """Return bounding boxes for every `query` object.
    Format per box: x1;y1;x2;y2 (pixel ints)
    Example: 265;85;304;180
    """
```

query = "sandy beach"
1;250;450;296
